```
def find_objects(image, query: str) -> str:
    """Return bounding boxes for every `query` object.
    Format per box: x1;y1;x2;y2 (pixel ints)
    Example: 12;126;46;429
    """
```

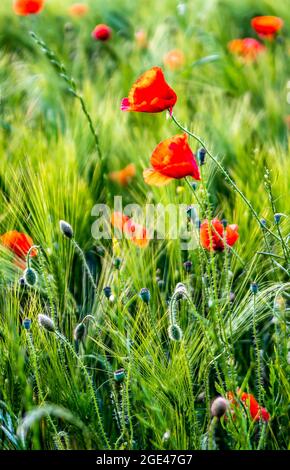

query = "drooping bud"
260;218;267;228
168;323;183;341
211;396;229;418
139;288;150;304
23;267;38;287
113;257;122;269
74;322;86;342
59;220;74;239
274;213;283;224
114;368;125;382
38;314;55;332
183;260;192;273
221;218;227;228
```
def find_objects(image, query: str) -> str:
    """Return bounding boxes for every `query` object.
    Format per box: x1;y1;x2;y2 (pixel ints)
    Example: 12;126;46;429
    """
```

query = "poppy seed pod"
139;288;150;304
23;318;31;330
23;267;38;287
103;286;112;298
168;323;183;341
74;322;86;342
59;220;74;239
114;368;125;382
211;396;229;418
38;314;55;332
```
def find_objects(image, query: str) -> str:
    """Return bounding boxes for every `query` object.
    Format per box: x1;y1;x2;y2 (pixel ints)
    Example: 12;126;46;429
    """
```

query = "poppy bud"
183;260;192;273
74;322;86;342
23;267;38;287
260;218;267;228
198;148;206;166
221;219;227;228
158;279;165;290
274;213;283;224
59;220;74;239
211;396;229;418
92;24;112;41
168;323;183;341
139;288;150;304
19;277;25;287
103;286;112;298
114;368;125;382
38;314;55;332
250;282;259;294
191;182;198;191
23;318;31;330
113;257;122;269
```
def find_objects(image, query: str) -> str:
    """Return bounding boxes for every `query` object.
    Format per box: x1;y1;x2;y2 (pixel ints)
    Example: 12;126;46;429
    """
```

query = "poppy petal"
143;168;173;186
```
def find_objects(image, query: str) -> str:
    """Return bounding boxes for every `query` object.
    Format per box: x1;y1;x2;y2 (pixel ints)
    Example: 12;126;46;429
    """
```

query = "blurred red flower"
121;66;177;114
163;49;185;71
143;133;200;186
68;3;88;17
109;163;136;186
92;24;112;41
0;230;37;269
135;30;148;49
200;218;239;251
13;0;44;15
251;16;283;40
228;38;265;61
227;390;270;422
111;212;148;247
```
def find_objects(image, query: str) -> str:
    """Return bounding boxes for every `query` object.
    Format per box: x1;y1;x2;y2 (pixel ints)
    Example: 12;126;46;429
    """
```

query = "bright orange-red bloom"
143;134;200;186
68;3;88;17
251;16;283;40
111;212;148;247
109;164;136;186
13;0;44;15
228;38;265;61
200;218;239;251
0;231;37;269
163;49;185;71
92;24;112;41
227;390;270;422
121;67;177;114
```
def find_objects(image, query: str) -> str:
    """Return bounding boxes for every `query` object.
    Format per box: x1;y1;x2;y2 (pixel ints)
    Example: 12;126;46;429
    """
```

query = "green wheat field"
0;0;289;451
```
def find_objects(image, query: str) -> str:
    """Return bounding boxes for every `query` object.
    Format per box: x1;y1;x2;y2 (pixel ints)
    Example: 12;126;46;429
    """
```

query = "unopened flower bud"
198;148;206;165
260;218;267;228
59;220;74;239
250;282;259;294
23;267;38;287
221;219;227;228
211;396;228;418
113;257;122;269
139;288;150;304
38;314;55;332
183;260;192;273
274;213;283;224
23;318;31;330
168;323;183;341
74;322;86;342
103;286;112;298
114;368;125;382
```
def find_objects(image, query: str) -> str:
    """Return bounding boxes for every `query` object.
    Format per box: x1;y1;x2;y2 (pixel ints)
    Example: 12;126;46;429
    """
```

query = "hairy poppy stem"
171;114;280;243
29;31;102;162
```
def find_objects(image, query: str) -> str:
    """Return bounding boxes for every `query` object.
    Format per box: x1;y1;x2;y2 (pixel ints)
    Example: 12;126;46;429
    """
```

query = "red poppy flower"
143;133;200;186
200;218;239;251
68;3;88;17
109;163;136;186
92;24;112;41
13;0;44;15
111;212;148;247
228;38;265;61
251;16;283;40
0;231;37;269
121;67;177;114
227;390;270;422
